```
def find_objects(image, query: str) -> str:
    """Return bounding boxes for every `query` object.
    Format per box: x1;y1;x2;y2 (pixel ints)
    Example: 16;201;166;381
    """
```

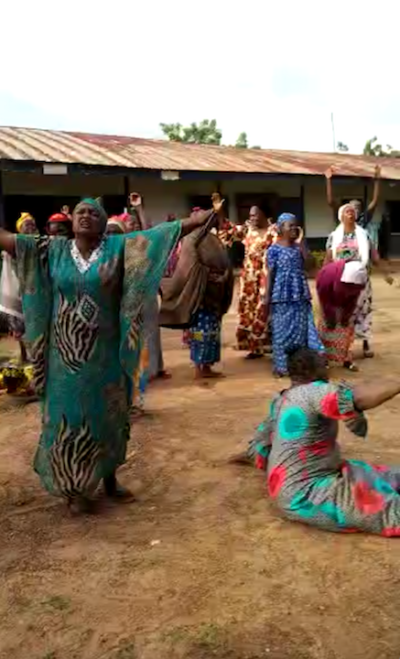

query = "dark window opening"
3;195;125;233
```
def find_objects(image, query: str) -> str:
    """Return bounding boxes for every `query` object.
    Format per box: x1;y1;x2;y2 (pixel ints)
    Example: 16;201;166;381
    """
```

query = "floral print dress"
236;225;275;353
249;381;400;536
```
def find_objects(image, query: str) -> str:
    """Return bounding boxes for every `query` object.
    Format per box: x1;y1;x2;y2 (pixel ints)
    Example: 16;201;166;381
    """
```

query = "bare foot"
196;365;225;379
67;497;98;516
104;476;136;503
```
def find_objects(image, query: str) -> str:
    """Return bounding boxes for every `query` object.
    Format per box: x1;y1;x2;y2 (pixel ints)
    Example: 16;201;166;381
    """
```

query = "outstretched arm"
0;228;16;256
180;209;215;237
368;165;381;213
128;193;151;230
325;167;337;209
353;380;400;411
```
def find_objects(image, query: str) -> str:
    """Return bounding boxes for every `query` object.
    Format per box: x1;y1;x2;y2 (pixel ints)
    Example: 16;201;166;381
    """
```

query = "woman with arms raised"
0;198;212;513
325;203;392;362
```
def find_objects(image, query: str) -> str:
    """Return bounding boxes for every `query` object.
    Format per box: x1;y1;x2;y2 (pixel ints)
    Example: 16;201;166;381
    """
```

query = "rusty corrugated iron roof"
1;126;400;179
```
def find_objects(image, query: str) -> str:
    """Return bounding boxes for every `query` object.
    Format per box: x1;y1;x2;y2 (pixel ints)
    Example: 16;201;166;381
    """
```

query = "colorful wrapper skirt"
318;319;354;365
189;309;221;365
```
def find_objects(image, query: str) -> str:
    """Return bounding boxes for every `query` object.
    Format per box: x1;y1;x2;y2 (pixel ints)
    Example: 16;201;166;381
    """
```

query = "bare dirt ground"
0;278;399;659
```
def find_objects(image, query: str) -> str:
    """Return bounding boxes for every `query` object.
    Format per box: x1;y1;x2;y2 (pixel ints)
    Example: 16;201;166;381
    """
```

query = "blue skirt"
190;309;221;365
271;300;324;375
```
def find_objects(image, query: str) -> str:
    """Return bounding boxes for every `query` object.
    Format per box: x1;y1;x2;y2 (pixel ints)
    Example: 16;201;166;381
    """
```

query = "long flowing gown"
15;223;181;498
249;381;400;535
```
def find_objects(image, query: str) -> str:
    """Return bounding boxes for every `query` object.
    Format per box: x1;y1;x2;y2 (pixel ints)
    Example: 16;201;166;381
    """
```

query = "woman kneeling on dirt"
231;347;400;536
0;199;213;513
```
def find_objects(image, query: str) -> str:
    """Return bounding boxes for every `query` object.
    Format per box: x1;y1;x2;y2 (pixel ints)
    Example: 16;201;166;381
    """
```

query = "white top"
70;239;104;274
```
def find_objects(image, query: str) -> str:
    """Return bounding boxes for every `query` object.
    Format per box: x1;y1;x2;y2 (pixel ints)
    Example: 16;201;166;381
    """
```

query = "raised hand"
129;192;142;208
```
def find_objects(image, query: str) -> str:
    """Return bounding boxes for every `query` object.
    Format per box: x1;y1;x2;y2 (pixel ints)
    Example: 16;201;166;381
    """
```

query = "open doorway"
385;200;400;257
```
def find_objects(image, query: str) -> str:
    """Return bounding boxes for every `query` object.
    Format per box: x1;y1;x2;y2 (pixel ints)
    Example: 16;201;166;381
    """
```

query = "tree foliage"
160;120;262;149
363;136;400;158
337;141;349;152
235;132;248;148
160;119;222;145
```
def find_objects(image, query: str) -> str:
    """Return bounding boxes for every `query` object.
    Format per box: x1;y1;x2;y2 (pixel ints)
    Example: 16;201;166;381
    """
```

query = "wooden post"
123;175;130;211
300;181;305;228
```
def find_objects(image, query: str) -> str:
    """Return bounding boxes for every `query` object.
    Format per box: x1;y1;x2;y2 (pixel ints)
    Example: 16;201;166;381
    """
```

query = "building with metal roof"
1;126;400;253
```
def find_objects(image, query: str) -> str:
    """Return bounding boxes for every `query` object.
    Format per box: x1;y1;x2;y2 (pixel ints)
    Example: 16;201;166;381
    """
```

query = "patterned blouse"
267;243;311;303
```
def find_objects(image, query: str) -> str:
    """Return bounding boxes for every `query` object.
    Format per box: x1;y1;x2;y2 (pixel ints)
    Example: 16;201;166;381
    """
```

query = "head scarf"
74;198;108;229
330;205;370;266
107;216;126;232
277;212;297;226
338;204;356;224
16;212;35;233
341;261;368;286
48;212;70;224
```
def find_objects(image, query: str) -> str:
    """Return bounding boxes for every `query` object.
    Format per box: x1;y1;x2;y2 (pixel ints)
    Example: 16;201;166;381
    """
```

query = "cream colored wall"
3;171;125;196
127;175;302;224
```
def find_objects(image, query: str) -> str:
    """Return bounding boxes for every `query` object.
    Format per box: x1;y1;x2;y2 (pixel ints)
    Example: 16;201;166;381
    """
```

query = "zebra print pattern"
54;291;99;372
36;235;51;270
127;306;143;351
50;416;101;500
29;333;47;395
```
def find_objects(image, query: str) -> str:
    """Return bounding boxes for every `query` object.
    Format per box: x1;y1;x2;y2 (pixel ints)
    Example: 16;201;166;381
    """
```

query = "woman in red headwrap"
47;211;73;238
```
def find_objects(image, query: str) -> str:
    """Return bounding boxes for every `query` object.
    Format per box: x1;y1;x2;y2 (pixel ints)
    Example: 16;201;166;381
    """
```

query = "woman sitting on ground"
231;347;400;536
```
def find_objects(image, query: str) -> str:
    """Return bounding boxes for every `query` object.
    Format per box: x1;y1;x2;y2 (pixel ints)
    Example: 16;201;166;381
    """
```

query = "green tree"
160;119;222;145
337;141;349;152
235;132;248;148
362;136;399;157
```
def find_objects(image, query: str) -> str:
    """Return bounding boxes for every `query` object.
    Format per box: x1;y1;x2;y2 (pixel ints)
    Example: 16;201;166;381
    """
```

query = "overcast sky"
1;0;398;154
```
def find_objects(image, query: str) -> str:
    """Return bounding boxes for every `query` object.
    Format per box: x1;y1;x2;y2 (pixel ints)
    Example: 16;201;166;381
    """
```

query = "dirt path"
0;279;399;659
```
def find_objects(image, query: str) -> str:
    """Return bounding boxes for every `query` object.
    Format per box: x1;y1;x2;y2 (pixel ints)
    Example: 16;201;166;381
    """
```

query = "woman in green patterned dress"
0;198;211;513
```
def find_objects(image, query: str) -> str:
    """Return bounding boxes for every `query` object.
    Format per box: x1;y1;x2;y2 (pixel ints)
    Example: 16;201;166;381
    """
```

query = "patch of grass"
162;625;191;644
41;595;71;612
194;622;221;648
162;623;223;650
115;641;136;658
42;652;57;659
